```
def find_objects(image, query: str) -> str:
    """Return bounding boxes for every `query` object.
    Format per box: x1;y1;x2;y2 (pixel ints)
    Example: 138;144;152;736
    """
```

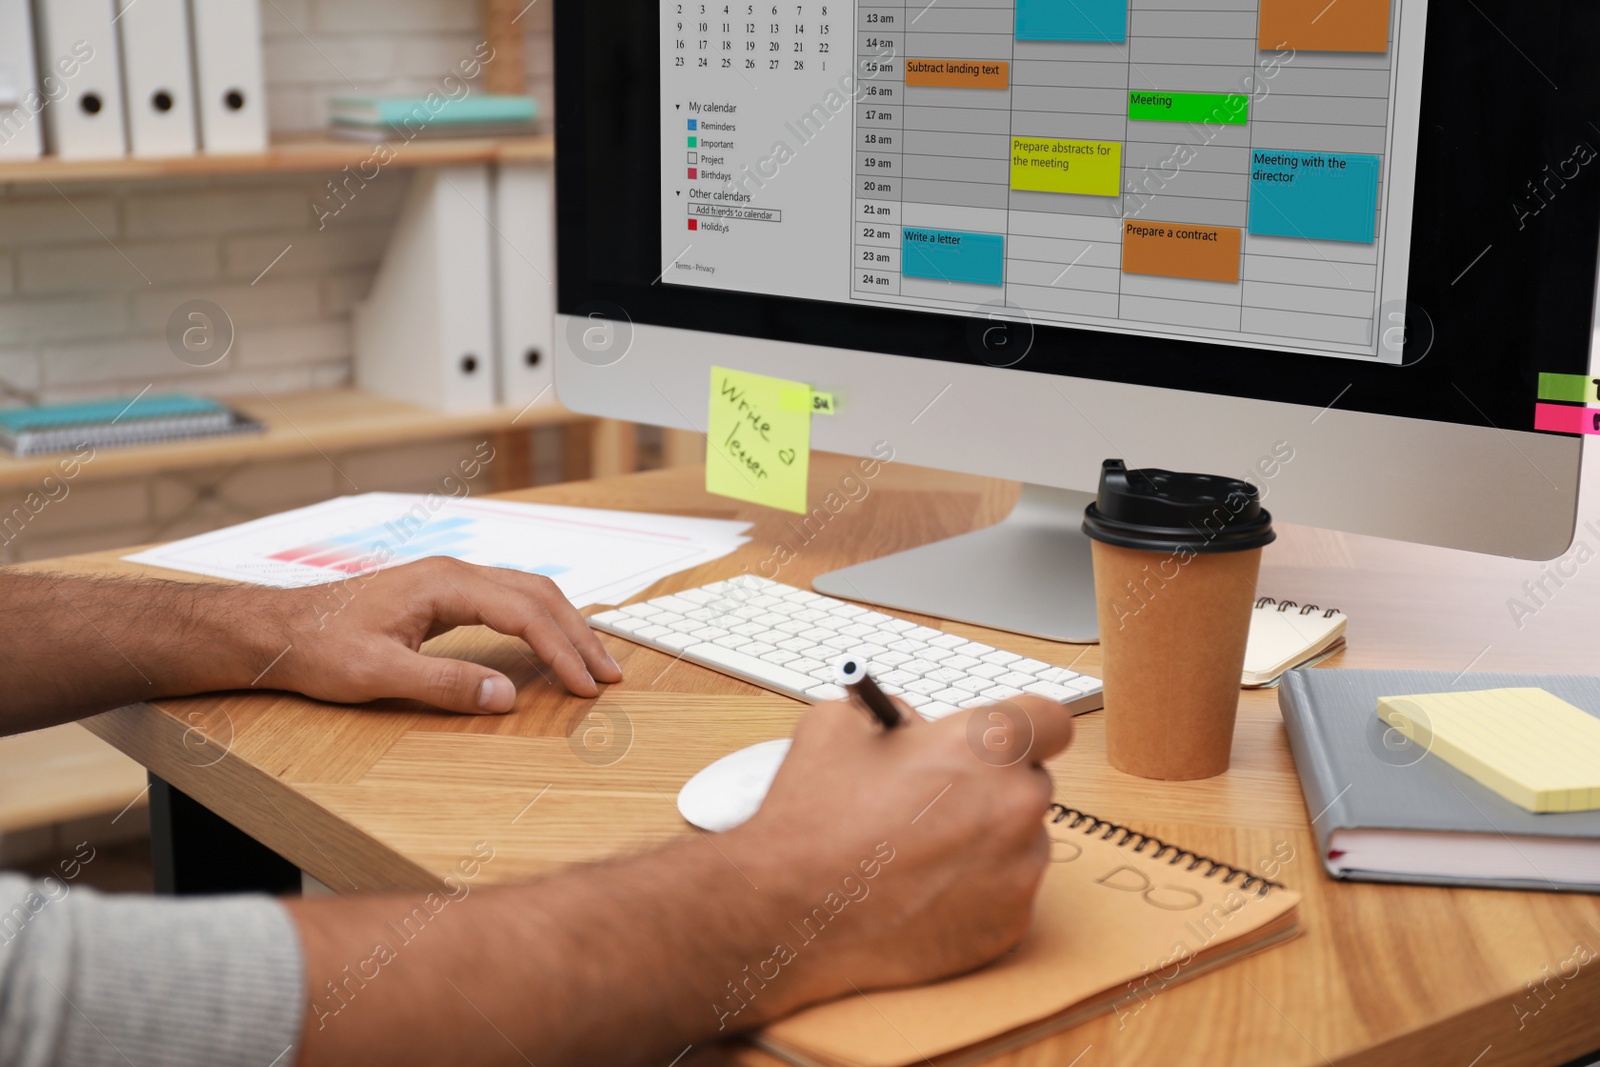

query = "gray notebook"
1278;668;1600;893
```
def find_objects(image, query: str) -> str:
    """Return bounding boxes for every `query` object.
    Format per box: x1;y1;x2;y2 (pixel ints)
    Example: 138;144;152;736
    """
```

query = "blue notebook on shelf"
0;394;263;457
327;94;539;140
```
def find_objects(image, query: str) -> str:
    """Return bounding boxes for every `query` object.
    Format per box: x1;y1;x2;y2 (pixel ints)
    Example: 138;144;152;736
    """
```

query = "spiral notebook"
754;806;1303;1067
1242;598;1348;688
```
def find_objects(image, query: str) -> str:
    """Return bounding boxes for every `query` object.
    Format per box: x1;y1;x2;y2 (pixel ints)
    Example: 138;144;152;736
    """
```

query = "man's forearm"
291;826;872;1067
0;573;279;733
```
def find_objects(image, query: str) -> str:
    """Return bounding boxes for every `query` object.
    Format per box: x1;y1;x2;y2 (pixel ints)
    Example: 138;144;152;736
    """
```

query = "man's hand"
266;557;623;712
718;694;1071;1014
291;694;1073;1067
0;560;621;735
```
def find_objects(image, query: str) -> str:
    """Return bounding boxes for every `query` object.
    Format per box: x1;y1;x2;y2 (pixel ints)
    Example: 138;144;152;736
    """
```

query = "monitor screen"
558;0;1600;431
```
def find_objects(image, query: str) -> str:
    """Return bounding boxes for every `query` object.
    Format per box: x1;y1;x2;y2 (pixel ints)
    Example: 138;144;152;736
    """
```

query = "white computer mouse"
677;738;791;832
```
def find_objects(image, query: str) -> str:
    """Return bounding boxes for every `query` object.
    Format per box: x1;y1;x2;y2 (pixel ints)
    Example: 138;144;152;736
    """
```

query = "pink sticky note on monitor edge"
1533;403;1600;435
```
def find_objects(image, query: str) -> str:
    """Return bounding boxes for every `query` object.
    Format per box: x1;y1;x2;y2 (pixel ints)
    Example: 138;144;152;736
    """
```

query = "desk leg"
148;775;301;897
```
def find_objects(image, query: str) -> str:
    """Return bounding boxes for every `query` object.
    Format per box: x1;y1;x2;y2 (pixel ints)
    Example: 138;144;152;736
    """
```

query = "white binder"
0;0;41;159
116;0;196;157
31;0;126;159
354;165;498;413
492;163;558;411
186;0;266;154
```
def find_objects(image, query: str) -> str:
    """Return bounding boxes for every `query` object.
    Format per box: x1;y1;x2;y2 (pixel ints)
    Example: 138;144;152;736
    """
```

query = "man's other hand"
266;558;622;712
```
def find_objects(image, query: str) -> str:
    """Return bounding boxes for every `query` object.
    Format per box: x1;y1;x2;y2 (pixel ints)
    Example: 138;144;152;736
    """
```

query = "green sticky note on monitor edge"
707;366;811;513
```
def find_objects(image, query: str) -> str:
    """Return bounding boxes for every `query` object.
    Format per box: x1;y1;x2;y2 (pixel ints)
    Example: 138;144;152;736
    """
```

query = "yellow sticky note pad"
1377;688;1600;812
707;366;810;513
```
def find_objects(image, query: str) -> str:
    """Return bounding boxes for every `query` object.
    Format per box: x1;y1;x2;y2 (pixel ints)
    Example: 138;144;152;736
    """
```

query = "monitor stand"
812;485;1101;643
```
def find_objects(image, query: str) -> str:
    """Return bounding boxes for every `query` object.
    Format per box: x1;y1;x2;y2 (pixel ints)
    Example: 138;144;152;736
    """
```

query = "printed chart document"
126;493;752;609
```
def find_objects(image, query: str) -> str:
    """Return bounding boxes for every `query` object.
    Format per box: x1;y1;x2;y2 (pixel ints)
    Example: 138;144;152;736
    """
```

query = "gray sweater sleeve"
0;872;305;1067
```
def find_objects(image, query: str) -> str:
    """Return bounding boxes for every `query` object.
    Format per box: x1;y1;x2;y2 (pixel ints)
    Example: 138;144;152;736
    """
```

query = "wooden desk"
57;454;1600;1067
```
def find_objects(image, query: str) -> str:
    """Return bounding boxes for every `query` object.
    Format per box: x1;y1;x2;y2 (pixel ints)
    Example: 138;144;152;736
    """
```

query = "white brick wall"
0;0;562;562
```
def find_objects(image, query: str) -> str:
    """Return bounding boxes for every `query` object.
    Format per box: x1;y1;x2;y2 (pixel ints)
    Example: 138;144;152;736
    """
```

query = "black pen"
833;654;906;729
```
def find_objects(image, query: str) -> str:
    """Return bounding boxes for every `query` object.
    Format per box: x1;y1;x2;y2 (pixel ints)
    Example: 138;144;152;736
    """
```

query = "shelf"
0;387;587;491
0;132;554;186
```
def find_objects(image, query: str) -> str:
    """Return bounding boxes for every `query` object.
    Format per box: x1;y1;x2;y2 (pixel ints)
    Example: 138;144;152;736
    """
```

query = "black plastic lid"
1081;459;1275;554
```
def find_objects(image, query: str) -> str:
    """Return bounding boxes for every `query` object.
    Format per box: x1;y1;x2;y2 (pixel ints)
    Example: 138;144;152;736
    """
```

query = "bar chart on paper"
659;0;1425;363
125;494;753;608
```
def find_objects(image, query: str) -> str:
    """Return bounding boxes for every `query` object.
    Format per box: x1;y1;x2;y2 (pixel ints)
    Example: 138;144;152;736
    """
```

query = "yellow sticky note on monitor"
1377;688;1600;812
706;366;810;514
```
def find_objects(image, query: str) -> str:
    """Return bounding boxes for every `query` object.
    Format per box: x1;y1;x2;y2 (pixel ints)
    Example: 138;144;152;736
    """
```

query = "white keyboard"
588;575;1104;719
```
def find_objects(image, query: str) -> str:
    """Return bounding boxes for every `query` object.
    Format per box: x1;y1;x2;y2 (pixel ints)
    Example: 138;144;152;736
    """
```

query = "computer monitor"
554;0;1599;641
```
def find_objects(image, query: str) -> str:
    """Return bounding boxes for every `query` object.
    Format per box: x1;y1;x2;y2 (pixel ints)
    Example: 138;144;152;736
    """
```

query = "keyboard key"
788;657;825;675
942;654;981;671
807;683;848;701
833;603;869;617
928;633;967;649
879;618;917;633
901;692;931;708
767;649;800;665
1036;666;1080;684
714;633;751;650
694;627;731;642
982;685;1025;701
968;663;1007;680
659;632;698;651
1023;681;1080;703
855;642;889;659
932;687;970;704
776;637;812;653
651;595;701;616
732;622;767;637
879;682;905;696
776;620;810;636
981;649;1021;667
841;622;876;638
868;630;904;647
636;624;671;641
952;677;990;695
741;641;777;658
795;608;829;622
924;667;967;685
608;616;652;634
800;628;834;643
920;701;960;720
822;634;856;652
888;639;924;655
958;696;990;709
588;610;625;626
875;651;913;668
995;671;1037;689
919;646;957;662
802;645;836;662
755;613;789;628
901;659;942;676
905;625;946;642
954;641;993;657
1012;657;1051;673
906;679;945;696
880;670;916;687
686;642;819;695
616;603;663;618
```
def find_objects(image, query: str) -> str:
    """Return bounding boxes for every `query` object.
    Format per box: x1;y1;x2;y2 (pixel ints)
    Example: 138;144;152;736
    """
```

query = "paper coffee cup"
1082;459;1275;780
